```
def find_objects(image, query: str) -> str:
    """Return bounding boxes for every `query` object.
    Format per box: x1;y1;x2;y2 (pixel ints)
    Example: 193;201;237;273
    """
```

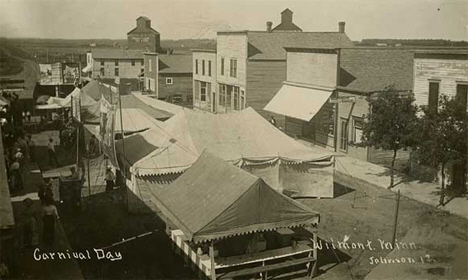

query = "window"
226;86;232;107
318;108;334;136
340;119;348;151
114;68;119;77
166;78;173;85
115;60;119;66
233;87;240;110
208;61;212;76
100;68;104;76
456;83;468;111
428;81;440;112
141;60;144;66
200;82;207;102
100;61;105;66
202;60;205;75
131;59;135;66
141;68;144;73
230;59;237;78
195;59;198;74
149;59;152;72
219;85;226;106
221;58;225;76
353;118;364;143
240;90;245;110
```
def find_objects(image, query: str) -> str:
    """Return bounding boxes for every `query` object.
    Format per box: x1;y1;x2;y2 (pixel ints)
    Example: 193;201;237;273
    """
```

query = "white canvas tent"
119;108;334;212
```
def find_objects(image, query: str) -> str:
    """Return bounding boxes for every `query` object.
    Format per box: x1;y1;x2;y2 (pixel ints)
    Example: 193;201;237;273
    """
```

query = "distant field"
0;38;32;75
4;37;216;64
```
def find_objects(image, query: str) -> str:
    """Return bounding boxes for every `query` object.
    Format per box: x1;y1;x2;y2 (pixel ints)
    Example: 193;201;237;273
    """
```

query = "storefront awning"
82;64;92;73
264;83;334;122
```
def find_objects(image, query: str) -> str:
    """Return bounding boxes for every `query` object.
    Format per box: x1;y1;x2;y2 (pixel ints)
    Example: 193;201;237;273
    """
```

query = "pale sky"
0;0;467;41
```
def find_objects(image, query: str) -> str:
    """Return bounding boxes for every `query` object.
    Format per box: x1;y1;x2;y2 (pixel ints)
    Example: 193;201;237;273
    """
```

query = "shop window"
219;85;226;106
233;87;239;111
240;90;245;110
200;82;207;102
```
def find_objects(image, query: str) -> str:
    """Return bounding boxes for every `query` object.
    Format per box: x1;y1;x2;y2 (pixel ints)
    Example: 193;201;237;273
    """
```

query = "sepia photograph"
0;0;467;279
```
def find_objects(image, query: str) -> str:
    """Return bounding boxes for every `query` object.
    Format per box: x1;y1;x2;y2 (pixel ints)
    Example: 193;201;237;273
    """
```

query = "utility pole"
391;190;401;249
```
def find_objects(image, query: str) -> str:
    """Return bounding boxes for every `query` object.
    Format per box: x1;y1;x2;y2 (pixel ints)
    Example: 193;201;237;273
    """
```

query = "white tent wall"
279;162;334;198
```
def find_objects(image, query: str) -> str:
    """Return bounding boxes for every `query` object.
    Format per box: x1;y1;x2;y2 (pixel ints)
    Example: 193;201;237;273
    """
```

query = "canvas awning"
264;82;334;122
152;152;320;243
114;108;164;134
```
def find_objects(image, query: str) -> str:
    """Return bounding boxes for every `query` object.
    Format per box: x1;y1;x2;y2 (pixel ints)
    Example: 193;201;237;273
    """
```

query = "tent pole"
209;242;216;280
311;226;318;278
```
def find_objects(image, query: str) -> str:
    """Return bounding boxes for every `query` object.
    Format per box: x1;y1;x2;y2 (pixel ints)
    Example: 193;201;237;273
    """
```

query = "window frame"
131;59;135;66
114;68;119;77
200;81;207;102
353;117;364;144
195;59;198;74
221;58;225;76
230;58;237;78
456;82;468;110
340;118;349;152
166;77;173;85
233;87;239;111
115;60;119;66
208;60;212;77
428;80;440;112
202;60;205;75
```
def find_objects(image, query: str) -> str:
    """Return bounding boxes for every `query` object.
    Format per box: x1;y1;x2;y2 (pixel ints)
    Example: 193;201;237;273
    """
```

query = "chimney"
266;21;273;32
339;22;346;33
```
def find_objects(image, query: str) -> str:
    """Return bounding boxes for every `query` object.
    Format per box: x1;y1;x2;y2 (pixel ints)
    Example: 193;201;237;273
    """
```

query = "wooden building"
192;49;217;112
143;52;193;106
266;48;414;167
127;16;161;52
191;9;353;128
413;50;468;111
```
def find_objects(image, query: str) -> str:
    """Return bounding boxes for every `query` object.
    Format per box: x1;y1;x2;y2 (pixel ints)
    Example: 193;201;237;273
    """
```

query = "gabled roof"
153;151;320;243
91;49;144;59
339;48;414;93
272;22;303;32
246;31;354;60
158;54;192;74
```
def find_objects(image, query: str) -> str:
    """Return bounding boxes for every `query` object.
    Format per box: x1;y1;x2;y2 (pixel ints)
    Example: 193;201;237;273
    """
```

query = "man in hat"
105;167;115;192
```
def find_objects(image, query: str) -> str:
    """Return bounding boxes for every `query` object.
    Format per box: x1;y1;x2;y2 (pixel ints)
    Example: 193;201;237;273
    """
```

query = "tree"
414;95;468;206
360;85;418;188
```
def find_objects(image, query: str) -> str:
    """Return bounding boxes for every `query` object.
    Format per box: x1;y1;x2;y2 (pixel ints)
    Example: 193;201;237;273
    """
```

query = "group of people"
4;130;35;193
20;180;59;248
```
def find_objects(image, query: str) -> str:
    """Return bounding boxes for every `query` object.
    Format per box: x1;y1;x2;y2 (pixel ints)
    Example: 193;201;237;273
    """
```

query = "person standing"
47;138;59;167
21;198;39;248
105;167;115;192
9;158;23;192
42;197;59;245
27;135;35;162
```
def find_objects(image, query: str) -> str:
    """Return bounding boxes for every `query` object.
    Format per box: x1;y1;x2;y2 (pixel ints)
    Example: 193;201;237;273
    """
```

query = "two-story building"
413;50;468;190
413;50;468;112
143;52;193;106
191;9;354;127
192;49;217;112
265;48;414;168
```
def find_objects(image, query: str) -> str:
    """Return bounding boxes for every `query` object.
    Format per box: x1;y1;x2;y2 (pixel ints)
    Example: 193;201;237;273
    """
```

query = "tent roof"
154;152;320;243
132;107;332;176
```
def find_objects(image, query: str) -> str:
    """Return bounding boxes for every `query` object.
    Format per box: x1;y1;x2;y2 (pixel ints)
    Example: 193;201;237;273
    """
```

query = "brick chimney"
339;22;346;33
266;21;273;32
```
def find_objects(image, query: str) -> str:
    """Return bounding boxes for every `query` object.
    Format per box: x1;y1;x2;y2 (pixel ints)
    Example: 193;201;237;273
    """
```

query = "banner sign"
71;95;81;122
100;98;119;168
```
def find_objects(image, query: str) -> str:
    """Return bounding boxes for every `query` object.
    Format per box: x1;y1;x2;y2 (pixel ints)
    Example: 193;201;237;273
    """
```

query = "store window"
200;82;207;102
219;85;226;106
353;118;364;143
